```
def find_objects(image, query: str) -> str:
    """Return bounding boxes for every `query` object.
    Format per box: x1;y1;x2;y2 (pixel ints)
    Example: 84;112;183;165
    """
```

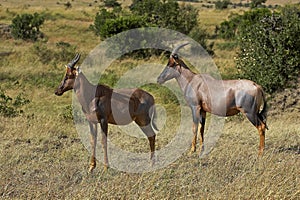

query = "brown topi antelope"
55;54;157;172
157;43;268;156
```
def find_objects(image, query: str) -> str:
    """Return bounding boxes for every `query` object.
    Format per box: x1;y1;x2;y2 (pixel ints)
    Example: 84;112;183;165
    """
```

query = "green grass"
0;1;299;199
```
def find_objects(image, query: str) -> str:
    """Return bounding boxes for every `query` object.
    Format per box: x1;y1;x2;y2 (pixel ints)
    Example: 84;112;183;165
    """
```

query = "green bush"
236;6;300;93
216;8;272;40
130;0;198;35
103;0;121;8
11;12;45;41
60;105;86;123
189;26;214;55
98;15;148;39
0;89;30;117
90;8;117;37
91;0;213;55
250;0;267;8
214;0;231;10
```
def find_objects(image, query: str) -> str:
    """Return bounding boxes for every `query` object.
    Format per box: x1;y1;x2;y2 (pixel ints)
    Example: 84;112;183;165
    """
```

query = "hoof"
88;165;95;174
150;157;156;167
199;150;205;158
189;147;196;156
198;146;205;156
103;164;109;171
258;150;264;157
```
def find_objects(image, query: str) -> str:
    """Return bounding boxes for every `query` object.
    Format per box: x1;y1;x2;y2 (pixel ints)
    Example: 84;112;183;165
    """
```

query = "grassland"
0;0;299;199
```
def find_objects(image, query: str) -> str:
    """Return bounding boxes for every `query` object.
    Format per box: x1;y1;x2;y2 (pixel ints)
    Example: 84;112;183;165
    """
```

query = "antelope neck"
175;66;195;93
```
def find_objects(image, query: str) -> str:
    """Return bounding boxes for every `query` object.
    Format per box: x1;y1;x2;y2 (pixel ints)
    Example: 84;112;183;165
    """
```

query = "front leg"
190;106;200;155
88;122;97;173
100;118;109;170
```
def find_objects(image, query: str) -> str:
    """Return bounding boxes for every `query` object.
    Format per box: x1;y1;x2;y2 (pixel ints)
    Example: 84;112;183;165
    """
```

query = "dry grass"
0;1;299;199
0;109;299;199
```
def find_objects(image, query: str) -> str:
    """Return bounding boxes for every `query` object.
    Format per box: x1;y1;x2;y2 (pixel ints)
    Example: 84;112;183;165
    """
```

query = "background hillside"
0;0;299;199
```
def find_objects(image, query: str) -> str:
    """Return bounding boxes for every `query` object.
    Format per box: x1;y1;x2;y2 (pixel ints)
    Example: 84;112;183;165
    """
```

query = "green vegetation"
236;6;300;93
0;89;30;117
214;0;231;10
216;8;272;40
103;0;121;8
11;12;45;41
250;0;267;8
216;6;300;93
90;0;213;55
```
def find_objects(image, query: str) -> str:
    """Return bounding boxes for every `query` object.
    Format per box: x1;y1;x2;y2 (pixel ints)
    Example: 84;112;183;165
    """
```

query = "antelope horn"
171;42;189;56
67;53;81;68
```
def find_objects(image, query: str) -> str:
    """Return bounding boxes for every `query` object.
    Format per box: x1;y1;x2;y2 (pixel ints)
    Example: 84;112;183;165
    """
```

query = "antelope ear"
75;67;82;76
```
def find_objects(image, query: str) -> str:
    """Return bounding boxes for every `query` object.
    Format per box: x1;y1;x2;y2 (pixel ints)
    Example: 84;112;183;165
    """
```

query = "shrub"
189;26;214;55
250;0;267;8
60;104;87;123
98;15;148;39
236;6;300;93
216;8;272;40
64;1;72;9
215;0;231;10
103;0;121;8
130;0;198;35
91;0;213;56
11;12;45;41
0;89;30;117
90;8;117;37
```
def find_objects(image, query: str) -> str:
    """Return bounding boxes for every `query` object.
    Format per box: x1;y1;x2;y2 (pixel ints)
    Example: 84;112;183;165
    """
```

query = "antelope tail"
150;106;159;132
259;90;268;130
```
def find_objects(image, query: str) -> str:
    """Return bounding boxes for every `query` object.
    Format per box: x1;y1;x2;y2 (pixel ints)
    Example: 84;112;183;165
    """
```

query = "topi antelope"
55;54;158;172
157;43;268;156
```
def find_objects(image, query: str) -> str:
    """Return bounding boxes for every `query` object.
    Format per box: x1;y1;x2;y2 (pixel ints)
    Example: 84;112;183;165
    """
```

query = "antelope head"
157;43;189;84
55;53;81;96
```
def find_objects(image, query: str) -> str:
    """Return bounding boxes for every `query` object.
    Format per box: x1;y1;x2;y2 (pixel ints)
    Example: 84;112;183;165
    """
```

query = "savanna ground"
0;0;299;199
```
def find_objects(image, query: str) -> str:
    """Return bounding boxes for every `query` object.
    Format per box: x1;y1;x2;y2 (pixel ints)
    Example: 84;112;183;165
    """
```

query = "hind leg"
245;112;265;156
198;110;206;154
135;118;156;165
147;134;156;166
141;126;156;166
257;122;266;156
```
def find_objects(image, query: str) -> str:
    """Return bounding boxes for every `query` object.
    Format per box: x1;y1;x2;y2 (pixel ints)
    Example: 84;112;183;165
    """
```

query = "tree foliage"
216;8;272;40
90;0;213;55
250;0;267;8
130;0;198;35
11;12;45;41
236;6;300;93
214;0;231;10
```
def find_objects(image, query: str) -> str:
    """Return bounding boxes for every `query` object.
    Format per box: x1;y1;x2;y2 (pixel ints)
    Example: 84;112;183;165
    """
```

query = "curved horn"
67;53;81;68
171;42;189;55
